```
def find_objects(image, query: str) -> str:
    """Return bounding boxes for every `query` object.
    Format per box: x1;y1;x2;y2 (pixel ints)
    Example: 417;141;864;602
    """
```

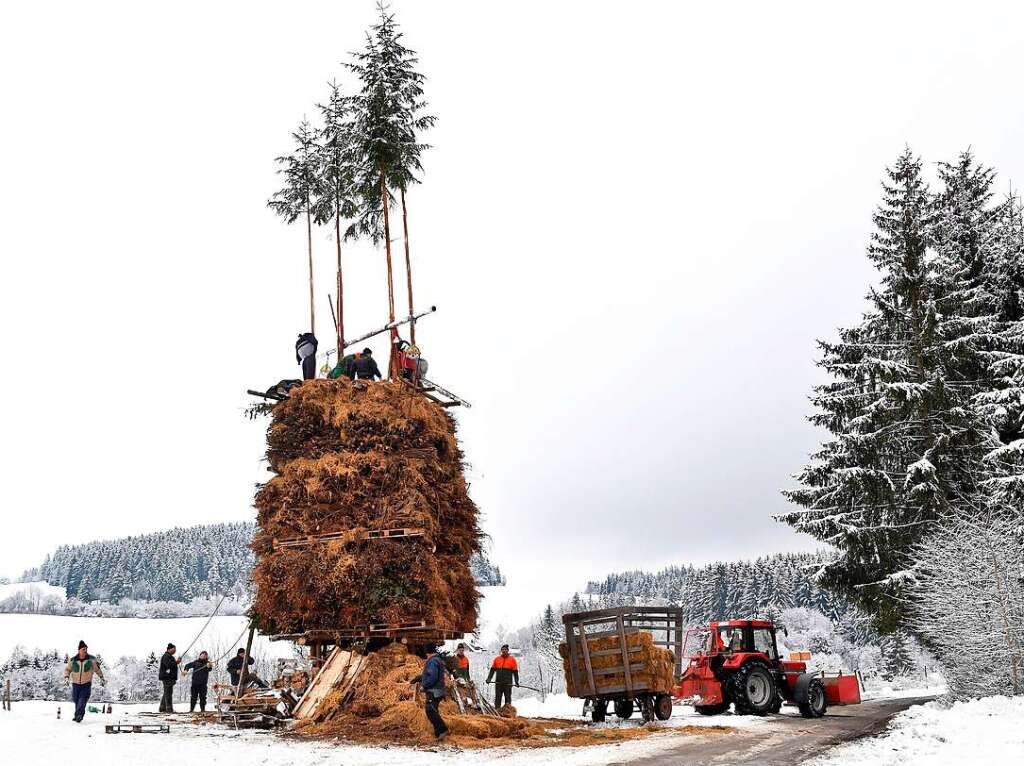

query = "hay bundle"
559;632;675;696
251;379;481;635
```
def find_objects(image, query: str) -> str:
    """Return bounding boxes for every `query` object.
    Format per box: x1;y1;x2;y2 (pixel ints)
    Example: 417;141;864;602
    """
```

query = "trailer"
562;606;684;723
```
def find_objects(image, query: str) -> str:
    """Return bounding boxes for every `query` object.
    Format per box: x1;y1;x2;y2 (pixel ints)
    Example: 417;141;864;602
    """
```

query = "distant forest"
23;522;505;603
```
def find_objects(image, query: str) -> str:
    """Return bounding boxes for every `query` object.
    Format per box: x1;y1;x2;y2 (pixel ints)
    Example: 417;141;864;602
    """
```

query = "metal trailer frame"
562;606;684;722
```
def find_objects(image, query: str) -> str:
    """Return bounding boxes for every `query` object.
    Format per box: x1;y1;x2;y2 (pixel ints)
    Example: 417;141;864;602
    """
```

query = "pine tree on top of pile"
783;149;1024;695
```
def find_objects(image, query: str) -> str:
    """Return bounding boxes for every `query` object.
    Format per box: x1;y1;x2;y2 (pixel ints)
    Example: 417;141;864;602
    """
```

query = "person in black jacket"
158;643;181;713
351;348;382;380
295;333;318;380
226;648;268;690
182;651;212;713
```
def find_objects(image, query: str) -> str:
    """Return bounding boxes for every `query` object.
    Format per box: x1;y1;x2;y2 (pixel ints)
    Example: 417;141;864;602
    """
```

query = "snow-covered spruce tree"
781;149;996;634
268;118;322;335
908;506;1024;697
314;83;359;356
345;2;435;354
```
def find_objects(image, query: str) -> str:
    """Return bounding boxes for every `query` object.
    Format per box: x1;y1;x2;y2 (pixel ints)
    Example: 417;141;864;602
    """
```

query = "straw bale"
559;632;676;696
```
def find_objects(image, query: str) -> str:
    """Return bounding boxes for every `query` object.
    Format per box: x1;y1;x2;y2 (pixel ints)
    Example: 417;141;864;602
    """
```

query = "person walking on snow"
64;640;105;722
486;644;519;709
410;646;449;740
182;650;213;713
158;643;181;713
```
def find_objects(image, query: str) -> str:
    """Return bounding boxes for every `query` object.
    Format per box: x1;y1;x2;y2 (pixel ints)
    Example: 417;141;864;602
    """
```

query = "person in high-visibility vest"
485;644;519;709
453;643;470;681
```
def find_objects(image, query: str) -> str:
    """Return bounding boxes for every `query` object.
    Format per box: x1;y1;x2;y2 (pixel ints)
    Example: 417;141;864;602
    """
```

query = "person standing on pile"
182;650;212;713
453;643;471;682
64;640;105;722
227;648;268;689
410;646;449;741
296;332;318;380
351;347;382;380
486;644;519;709
158;643;181;713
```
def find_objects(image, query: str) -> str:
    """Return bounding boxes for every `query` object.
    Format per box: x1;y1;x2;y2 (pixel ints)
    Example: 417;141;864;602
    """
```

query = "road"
613;696;935;766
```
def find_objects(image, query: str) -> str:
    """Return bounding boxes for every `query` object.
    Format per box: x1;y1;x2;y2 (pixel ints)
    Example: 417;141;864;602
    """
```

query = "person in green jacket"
64;640;105;722
328;353;356;379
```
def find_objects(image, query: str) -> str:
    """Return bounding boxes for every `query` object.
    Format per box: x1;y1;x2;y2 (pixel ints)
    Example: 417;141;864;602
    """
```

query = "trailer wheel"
654;694;673;721
695;703;729;716
730;663;777;716
614;699;634;719
795;675;827;718
640;695;656;723
591;699;608;723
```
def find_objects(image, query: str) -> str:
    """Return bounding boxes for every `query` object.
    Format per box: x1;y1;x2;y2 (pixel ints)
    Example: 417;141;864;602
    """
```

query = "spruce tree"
268;118;322;335
346;2;435;361
314;83;359;356
782;149;994;633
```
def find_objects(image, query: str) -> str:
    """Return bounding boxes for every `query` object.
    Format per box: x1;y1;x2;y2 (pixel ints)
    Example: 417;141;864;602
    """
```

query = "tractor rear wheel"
654;694;673;721
795;676;827;718
695;702;728;716
614;699;634;719
730;663;777;716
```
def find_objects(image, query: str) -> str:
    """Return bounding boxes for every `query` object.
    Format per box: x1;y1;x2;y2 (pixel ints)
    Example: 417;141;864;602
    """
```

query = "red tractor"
673;619;860;718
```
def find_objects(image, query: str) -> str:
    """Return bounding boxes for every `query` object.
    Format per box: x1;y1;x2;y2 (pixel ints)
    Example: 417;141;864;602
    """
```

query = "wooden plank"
617;614;634;696
273;527;427;550
293;648;350;720
586;646;643;659
578;624;597;697
565;622;581;693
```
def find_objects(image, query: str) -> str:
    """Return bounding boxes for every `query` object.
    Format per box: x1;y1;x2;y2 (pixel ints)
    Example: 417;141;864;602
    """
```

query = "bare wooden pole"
380;170;397;379
335;206;344;357
400;186;415;345
235;624;255;699
306;205;315;336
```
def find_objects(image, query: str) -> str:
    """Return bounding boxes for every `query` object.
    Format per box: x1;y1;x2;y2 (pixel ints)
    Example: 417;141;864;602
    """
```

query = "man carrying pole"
486;644;519;710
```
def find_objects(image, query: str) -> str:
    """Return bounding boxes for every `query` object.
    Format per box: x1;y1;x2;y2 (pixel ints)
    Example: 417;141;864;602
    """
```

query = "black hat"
362;347;373;355
166;643;175;650
237;648;246;655
78;640;87;650
500;644;510;651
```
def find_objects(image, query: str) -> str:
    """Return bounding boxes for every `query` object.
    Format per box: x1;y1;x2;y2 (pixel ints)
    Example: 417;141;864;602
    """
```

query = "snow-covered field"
808;695;1024;765
0;580;67;601
0;613;295;662
0;700;739;766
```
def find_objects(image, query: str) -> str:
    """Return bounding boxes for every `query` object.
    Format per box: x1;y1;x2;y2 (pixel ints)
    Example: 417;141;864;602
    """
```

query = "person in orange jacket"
485;644;519;708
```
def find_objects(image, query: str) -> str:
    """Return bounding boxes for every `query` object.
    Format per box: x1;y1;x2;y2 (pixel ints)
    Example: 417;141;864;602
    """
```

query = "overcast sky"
2;1;1023;606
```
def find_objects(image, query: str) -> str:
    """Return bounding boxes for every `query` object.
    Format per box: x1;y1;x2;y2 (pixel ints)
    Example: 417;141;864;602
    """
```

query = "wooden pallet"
105;723;170;734
272;527;429;551
271;622;462;644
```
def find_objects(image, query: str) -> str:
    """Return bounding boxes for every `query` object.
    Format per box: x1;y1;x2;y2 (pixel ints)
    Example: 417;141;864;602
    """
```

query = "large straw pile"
251;379;481;635
560;632;675;697
295;643;543;744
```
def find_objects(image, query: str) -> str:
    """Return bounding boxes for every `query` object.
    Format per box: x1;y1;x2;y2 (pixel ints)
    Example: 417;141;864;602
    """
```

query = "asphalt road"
611;696;936;766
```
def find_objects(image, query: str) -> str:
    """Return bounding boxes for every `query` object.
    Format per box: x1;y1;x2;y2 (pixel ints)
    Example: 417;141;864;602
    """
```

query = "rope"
210;622;252;665
178;592;229;659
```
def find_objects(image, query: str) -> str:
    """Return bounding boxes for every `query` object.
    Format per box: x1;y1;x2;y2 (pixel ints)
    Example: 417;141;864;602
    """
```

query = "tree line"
782;149;1024;698
268;1;434;366
20;521;504;606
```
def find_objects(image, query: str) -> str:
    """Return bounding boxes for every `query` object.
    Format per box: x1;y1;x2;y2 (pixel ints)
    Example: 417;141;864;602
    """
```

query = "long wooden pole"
306;205;315;336
235;624;256;699
380;170;397;379
400;186;415;345
335;205;344;357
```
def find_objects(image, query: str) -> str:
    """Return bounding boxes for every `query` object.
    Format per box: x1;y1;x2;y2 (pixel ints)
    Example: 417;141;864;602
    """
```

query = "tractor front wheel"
614;699;634;719
730;663;778;716
795;675;827;719
654;694;673;721
591;699;608;723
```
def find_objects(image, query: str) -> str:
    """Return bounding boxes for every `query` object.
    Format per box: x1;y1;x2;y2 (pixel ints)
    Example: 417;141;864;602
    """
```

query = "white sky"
2;1;1023;607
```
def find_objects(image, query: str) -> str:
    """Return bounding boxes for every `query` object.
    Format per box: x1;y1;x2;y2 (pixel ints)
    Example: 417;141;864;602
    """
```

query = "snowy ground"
0;700;745;766
808;695;1024;765
0;613;295;662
